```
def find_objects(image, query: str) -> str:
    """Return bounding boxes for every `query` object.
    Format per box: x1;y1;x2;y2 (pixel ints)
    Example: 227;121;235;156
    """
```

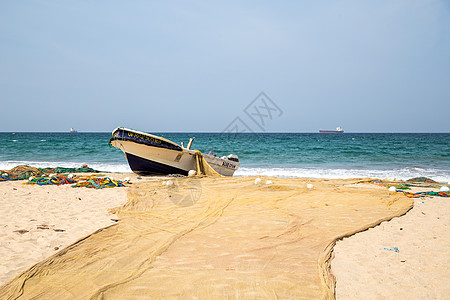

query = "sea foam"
235;167;450;183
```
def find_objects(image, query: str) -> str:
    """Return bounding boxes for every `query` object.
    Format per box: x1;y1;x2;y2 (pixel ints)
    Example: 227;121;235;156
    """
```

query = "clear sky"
1;1;449;132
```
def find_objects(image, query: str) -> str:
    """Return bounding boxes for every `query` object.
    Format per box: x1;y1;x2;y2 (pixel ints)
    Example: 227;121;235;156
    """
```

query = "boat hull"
125;152;189;176
202;154;239;177
110;139;197;175
319;130;344;133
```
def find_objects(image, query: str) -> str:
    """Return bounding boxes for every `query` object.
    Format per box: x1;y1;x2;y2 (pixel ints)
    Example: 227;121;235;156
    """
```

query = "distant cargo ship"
319;126;344;133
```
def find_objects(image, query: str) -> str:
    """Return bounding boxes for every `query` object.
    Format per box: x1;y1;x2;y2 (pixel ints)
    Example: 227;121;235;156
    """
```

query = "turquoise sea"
1;132;449;182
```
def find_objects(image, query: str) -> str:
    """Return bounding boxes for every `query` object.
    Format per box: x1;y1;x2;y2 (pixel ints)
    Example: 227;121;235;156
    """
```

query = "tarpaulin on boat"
0;177;412;299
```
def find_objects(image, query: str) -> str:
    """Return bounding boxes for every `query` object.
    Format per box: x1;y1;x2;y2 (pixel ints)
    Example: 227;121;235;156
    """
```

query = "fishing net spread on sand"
0;177;413;299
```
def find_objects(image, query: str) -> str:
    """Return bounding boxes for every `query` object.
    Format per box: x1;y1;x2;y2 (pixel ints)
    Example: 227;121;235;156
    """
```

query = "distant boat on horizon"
70;128;78;133
319;126;344;133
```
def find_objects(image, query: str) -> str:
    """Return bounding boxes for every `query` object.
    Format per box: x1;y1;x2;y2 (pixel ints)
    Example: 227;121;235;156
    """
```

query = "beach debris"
166;180;174;186
440;186;449;192
388;186;397;192
188;170;197;177
123;177;131;183
254;177;262;185
266;180;273;185
54;229;65;232
383;247;399;253
37;225;50;230
161;181;167;185
14;229;29;234
307;184;314;189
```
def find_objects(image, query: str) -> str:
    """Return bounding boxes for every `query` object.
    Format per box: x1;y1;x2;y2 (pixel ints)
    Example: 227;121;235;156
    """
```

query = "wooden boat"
109;127;240;176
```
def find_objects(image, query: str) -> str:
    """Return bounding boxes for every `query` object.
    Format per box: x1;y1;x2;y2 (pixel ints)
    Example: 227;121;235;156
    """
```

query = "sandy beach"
0;176;448;299
332;188;450;299
0;173;154;286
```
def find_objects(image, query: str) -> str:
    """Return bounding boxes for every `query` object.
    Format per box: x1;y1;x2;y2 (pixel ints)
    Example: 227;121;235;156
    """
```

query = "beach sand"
0;173;159;286
0;176;447;299
332;188;450;299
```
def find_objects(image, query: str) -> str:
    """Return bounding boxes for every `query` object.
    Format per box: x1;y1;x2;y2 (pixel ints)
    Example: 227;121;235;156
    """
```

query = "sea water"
0;132;449;182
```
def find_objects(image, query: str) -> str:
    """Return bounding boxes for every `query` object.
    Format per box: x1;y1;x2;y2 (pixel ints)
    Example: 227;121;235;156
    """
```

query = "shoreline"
0;175;448;298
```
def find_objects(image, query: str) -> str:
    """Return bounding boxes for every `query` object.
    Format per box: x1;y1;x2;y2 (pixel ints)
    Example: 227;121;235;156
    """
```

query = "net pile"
71;176;125;189
0;165;124;189
194;150;223;177
0;166;44;181
401;191;450;198
0;177;413;299
0;165;101;182
369;178;449;198
41;165;101;174
406;177;439;184
25;174;125;189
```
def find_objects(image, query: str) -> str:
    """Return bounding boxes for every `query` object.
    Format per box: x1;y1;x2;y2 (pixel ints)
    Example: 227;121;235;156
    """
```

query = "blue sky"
1;0;449;132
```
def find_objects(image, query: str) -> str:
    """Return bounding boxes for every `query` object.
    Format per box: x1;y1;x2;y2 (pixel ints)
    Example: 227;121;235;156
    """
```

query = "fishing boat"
69;128;78;133
319;126;344;133
109;127;240;176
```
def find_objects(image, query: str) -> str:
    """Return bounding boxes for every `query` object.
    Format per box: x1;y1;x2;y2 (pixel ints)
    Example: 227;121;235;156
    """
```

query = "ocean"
1;132;449;182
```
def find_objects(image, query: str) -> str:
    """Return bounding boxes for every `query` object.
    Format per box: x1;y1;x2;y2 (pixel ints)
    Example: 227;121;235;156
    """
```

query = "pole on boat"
187;138;194;149
181;142;185;148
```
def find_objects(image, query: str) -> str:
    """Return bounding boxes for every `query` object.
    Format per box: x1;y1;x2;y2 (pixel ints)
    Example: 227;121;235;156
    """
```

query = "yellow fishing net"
0;178;412;299
194;150;223;177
